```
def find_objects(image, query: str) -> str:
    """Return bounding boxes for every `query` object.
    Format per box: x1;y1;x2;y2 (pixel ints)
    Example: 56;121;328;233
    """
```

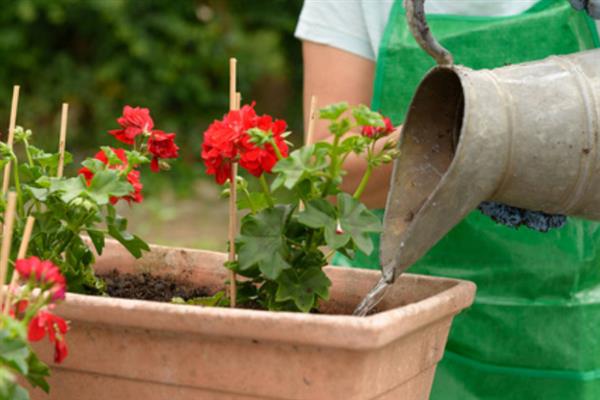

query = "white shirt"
295;0;598;61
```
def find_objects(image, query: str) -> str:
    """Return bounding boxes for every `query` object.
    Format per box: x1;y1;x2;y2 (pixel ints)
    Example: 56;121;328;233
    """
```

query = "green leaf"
86;229;105;255
24;353;50;393
352;104;385;127
107;224;149;258
47;176;87;203
18;164;43;183
87;170;132;205
0;369;29;400
319;102;348;120
296;199;350;250
100;146;123;167
125;150;149;166
275;268;331;312
337;193;382;254
106;211;149;258
171;291;225;307
328;117;352;137
237;192;269;213
237;206;292;280
271;146;327;191
297;194;382;254
33;150;73;172
24;185;49;201
80;158;106;173
0;317;30;376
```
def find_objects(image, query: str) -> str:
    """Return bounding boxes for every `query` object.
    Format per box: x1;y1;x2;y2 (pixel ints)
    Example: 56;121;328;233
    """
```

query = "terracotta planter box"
30;240;475;400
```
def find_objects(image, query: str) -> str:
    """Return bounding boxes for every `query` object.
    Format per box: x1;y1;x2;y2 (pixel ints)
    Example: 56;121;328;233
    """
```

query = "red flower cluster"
148;130;179;172
28;310;69;363
110;106;179;173
109;106;154;145
79;148;143;204
15;257;66;301
201;103;289;184
361;116;395;139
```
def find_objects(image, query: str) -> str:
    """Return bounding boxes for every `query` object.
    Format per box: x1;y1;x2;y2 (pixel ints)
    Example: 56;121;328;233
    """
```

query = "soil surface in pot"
100;270;375;314
101;270;211;302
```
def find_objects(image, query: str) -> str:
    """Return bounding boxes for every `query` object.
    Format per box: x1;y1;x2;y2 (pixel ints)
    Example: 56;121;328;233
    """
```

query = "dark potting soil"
101;270;212;302
101;270;266;310
100;271;368;314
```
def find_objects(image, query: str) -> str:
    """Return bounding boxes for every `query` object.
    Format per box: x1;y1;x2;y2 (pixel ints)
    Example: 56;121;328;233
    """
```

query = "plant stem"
353;141;376;200
23;139;34;167
242;188;257;213
353;165;372;200
323;134;342;197
269;138;285;161
259;175;274;207
12;156;24;216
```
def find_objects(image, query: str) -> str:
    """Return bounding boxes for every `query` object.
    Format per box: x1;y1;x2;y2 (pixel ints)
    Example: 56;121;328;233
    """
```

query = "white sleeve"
294;0;376;61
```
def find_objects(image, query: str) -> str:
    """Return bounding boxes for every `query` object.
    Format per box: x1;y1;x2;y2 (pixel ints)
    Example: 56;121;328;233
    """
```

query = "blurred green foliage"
0;0;304;193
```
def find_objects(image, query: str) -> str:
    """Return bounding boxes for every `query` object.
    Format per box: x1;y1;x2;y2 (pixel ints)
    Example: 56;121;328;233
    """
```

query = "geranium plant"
1;257;68;400
0;105;179;293
202;102;397;312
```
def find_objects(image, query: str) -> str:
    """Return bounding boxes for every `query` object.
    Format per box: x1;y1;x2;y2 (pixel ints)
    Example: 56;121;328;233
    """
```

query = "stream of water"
352;276;392;316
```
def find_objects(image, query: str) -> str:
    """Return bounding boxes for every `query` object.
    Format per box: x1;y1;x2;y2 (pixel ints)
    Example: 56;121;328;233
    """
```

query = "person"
296;1;600;399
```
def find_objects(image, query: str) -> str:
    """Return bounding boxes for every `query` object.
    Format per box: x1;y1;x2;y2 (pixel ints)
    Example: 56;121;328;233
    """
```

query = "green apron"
335;1;600;398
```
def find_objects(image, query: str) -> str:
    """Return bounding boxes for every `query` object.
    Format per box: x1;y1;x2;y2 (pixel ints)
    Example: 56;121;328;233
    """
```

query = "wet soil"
101;270;211;302
100;271;370;314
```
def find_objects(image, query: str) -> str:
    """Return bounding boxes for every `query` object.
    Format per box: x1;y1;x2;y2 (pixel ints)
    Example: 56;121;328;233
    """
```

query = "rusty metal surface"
403;0;453;65
381;49;600;282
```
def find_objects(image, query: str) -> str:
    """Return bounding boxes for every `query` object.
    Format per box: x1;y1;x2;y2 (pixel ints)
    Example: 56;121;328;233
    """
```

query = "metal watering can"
380;0;600;283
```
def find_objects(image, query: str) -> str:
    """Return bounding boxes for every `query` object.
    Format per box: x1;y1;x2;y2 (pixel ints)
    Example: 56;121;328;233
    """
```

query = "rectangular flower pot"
30;240;475;400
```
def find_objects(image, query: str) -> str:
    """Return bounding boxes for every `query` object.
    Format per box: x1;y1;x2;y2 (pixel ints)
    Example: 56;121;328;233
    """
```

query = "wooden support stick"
228;164;238;308
229;58;237;111
228;58;238;308
2;86;20;195
2;216;34;315
0;192;17;310
236;92;241;110
299;96;318;212
57;103;69;178
305;95;318;146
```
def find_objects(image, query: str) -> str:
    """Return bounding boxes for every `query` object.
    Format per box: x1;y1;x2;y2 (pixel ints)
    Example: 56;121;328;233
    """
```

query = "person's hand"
569;0;600;19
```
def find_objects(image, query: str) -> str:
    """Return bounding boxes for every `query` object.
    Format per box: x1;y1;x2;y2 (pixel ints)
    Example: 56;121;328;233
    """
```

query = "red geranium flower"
109;105;154;145
361;116;395;139
239;115;288;178
15;257;66;301
79;148;143;204
201;103;288;184
148;130;179;172
28;310;69;363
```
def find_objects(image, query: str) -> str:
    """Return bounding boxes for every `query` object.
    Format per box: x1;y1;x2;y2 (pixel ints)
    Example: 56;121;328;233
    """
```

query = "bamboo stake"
2;86;20;196
57;103;69;178
0;192;17;310
228;58;238;308
305;95;318;146
2;216;34;315
299;96;318;212
236;92;241;109
229;58;237;111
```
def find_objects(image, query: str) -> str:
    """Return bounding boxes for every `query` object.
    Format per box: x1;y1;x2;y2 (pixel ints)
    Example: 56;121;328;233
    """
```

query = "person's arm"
302;41;397;209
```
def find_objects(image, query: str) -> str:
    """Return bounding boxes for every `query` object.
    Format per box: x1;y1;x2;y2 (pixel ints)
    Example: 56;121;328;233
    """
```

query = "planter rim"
57;242;475;350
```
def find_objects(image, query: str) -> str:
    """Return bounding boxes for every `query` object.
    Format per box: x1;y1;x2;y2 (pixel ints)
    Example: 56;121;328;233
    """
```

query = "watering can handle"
404;0;600;65
404;0;454;65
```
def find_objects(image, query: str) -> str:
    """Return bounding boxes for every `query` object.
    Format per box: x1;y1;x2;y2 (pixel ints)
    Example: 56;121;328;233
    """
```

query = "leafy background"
0;0;304;250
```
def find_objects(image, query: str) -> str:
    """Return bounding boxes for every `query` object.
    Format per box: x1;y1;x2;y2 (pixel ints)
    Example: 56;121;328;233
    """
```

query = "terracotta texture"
30;240;475;400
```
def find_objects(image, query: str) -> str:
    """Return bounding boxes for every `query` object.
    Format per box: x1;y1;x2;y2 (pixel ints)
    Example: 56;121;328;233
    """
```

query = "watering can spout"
380;67;505;282
380;49;600;282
